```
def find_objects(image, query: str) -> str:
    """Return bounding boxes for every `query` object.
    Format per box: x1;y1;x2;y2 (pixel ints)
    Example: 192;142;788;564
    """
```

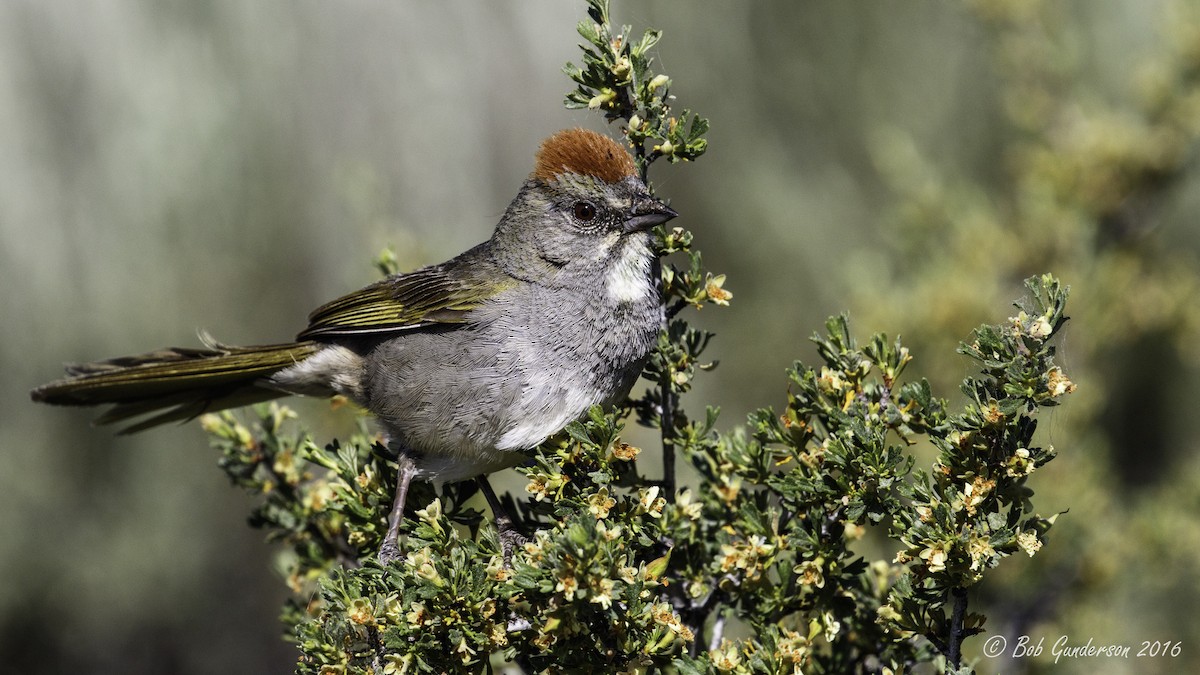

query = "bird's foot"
498;526;529;567
379;539;403;566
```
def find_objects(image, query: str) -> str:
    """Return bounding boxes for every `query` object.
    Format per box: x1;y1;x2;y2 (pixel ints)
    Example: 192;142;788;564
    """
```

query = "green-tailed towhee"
31;128;677;561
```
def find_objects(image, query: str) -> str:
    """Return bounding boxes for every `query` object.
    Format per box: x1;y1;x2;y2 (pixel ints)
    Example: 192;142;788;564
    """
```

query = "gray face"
491;174;673;290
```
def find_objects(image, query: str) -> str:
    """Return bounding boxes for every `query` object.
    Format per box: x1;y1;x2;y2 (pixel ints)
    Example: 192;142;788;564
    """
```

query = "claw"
378;540;403;566
478;476;527;567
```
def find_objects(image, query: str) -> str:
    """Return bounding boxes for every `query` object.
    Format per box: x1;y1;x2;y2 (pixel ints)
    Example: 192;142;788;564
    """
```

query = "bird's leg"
379;454;418;565
477;476;527;565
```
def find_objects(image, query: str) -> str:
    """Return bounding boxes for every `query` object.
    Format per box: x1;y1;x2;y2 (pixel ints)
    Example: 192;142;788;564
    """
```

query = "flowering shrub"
201;2;1075;672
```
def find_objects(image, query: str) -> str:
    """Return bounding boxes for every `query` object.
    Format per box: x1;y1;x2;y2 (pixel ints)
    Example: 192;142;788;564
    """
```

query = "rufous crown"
533;128;638;184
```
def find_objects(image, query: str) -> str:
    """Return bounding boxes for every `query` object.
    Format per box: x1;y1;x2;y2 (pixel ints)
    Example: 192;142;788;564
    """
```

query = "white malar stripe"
606;238;653;303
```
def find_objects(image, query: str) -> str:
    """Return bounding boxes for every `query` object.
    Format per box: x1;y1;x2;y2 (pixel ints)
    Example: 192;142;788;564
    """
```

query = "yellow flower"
1006;447;1035;477
611;55;632;82
619;566;639;584
822;611;841;641
487;555;511;581
1030;315;1053;339
983;402;1004;425
676;489;703;520
415;498;442;523
775;626;812;667
612;442;641;461
817;367;846;393
650;602;692;641
1046;367;1076;397
588;488;616;519
382;654;414;675
405;602;430;627
705;274;732;305
525;472;567;502
877;604;903;623
710;639;743;672
523;537;545;561
589;578;616;610
919;542;949;573
382;594;402;623
405;547;443;586
454;637;477;665
717;535;775;581
588;88;617;109
597;520;623;542
1017;530;1042;557
1009;310;1053;339
968;534;997;571
555;573;579;596
639;486;666;518
714;474;742;504
962;477;996;516
915;503;934;522
347;597;375;626
272;449;302;485
525;475;549;501
793;559;825;588
302;481;336;512
489;621;508;648
798;440;827;469
532;630;555;650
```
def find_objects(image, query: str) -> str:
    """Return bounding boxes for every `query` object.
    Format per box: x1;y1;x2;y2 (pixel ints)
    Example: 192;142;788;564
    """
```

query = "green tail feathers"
31;340;319;433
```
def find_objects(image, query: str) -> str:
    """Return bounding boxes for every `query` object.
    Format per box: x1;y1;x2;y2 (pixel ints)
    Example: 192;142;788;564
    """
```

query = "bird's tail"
30;337;320;433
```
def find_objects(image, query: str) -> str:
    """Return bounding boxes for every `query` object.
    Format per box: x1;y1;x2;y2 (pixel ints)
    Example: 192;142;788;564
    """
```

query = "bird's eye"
573;201;597;222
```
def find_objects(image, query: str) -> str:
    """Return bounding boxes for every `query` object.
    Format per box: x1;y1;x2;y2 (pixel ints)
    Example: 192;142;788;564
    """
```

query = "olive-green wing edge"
298;264;513;339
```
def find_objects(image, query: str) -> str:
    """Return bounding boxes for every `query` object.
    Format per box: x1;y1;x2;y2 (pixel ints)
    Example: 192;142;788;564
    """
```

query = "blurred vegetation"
851;1;1200;673
4;0;1198;674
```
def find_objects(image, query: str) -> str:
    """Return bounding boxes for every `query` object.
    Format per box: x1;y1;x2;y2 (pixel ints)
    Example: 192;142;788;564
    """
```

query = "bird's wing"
298;253;514;339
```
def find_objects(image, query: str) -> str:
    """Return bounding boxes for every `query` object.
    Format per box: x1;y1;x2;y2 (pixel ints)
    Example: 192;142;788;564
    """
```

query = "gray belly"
358;299;658;482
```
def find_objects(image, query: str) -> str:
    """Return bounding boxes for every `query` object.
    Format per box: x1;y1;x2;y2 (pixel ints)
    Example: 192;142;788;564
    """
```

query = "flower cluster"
564;0;708;176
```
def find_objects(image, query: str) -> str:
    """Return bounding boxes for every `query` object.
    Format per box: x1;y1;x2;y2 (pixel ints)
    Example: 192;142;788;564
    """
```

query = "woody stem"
660;368;677;503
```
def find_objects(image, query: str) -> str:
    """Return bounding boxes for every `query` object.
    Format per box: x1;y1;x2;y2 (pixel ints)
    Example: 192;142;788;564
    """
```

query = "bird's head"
492;129;677;287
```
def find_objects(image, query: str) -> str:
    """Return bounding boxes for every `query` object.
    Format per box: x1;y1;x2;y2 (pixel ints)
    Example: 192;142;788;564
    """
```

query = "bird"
30;128;677;562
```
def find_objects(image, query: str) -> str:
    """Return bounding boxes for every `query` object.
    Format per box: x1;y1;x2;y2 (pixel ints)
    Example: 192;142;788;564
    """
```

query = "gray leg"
380;454;417;565
478;476;527;564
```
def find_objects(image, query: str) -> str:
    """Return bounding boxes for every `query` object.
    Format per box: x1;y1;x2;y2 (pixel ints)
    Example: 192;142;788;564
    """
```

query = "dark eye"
573;201;597;222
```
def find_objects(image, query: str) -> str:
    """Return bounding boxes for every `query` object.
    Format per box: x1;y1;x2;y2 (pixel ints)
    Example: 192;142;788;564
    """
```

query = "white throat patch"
606;236;654;303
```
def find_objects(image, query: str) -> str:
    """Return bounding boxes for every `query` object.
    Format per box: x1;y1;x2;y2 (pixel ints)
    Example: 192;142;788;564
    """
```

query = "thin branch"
947;586;968;670
660;368;677;502
708;612;727;653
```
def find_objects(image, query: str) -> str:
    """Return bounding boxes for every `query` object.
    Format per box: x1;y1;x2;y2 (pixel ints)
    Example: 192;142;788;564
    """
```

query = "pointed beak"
623;195;678;233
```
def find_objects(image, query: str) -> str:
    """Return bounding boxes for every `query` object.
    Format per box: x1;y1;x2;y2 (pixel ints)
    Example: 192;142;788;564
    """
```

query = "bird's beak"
623;195;678;233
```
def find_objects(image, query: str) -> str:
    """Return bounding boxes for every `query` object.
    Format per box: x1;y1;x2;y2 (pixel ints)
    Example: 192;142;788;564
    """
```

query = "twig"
708;612;727;653
947;586;968;670
660;368;677;502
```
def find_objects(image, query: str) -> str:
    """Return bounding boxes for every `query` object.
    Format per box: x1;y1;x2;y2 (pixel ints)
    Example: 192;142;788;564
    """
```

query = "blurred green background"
3;1;1199;673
